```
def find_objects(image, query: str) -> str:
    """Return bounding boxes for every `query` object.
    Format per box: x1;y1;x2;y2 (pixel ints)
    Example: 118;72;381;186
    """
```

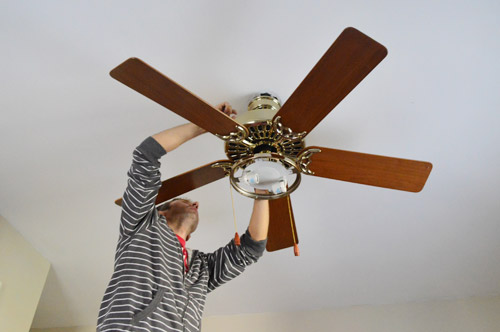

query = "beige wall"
31;295;500;332
203;295;500;332
0;215;50;332
31;328;95;332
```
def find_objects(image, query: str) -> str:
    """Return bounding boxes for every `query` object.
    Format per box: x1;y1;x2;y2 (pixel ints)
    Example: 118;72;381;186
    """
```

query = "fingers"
216;102;238;119
254;189;270;194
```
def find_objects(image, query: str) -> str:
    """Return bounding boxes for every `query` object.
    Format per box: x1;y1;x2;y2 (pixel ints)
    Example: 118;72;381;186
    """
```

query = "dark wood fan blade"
115;160;231;206
110;58;246;138
274;27;387;136
304;146;432;192
266;196;299;252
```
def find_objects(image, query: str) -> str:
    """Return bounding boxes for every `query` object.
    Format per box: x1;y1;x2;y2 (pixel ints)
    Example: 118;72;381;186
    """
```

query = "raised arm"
152;102;236;151
119;137;166;238
119;102;235;238
248;195;270;241
206;192;269;291
119;124;205;238
151;123;205;152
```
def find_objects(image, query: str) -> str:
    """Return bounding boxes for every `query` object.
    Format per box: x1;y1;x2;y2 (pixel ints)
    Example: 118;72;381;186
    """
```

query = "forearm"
248;199;269;241
152;123;205;153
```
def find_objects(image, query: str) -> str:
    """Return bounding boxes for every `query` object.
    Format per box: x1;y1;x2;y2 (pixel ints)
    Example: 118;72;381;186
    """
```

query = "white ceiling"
2;0;500;328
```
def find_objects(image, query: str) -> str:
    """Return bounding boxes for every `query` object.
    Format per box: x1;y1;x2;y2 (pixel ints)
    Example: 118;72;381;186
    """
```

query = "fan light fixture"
219;93;306;200
230;153;301;199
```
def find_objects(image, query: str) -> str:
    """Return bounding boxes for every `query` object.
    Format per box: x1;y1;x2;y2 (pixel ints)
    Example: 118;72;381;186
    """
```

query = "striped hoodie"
97;137;266;332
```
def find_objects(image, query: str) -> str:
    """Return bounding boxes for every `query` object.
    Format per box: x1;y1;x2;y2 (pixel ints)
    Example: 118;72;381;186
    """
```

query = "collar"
175;234;186;248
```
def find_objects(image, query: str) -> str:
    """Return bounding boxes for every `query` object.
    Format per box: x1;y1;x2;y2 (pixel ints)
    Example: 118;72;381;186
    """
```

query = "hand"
192;102;237;136
254;189;269;194
216;102;238;119
254;189;269;199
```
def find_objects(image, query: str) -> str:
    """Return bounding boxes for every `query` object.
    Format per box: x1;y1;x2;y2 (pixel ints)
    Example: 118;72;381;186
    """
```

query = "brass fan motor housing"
225;93;305;162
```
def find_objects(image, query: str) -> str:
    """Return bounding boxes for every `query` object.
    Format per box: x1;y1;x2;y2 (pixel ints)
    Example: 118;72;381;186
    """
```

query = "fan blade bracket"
272;116;307;143
223;115;308;163
215;124;249;143
296;148;322;175
211;161;234;176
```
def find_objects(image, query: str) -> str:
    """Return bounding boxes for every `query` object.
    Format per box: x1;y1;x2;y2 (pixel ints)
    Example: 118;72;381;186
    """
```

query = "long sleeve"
206;229;267;292
119;137;166;238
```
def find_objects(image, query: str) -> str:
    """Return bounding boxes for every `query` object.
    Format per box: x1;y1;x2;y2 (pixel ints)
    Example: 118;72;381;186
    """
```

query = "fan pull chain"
287;195;299;256
229;182;240;246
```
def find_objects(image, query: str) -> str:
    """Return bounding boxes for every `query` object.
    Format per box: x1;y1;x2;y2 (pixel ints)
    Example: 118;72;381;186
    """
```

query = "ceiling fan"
111;27;432;254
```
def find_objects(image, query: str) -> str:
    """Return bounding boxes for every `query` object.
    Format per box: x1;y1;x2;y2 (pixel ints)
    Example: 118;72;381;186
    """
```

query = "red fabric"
175;235;189;273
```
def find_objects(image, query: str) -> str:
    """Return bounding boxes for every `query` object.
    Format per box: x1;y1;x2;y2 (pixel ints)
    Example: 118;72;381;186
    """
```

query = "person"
96;102;270;332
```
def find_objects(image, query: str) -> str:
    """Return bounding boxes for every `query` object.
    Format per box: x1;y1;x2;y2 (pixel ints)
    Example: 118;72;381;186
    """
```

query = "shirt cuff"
241;229;267;258
137;136;167;166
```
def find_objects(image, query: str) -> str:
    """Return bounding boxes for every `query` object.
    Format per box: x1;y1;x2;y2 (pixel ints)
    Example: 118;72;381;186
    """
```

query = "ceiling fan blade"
115;160;231;206
274;27;387;136
304;146;432;192
110;58;246;138
266;196;299;252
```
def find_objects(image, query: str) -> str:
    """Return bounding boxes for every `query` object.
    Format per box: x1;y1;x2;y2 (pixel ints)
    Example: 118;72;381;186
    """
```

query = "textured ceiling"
1;0;499;328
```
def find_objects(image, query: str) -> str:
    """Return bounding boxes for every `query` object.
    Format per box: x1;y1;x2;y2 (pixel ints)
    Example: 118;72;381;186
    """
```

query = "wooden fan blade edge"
274;28;387;136
266;196;299;252
110;58;245;138
304;146;433;193
114;159;231;207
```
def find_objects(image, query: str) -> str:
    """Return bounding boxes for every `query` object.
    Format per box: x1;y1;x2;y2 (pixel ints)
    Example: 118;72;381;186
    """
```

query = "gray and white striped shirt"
97;137;266;332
